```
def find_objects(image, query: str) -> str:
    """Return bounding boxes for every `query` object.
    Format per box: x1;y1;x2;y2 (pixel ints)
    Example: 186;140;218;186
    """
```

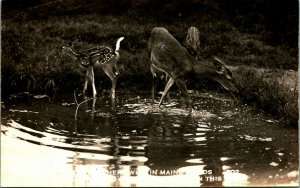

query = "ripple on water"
123;102;217;119
1;93;298;187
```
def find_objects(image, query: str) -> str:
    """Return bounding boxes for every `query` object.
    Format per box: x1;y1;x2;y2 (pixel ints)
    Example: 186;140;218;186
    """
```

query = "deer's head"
194;57;237;93
210;57;237;92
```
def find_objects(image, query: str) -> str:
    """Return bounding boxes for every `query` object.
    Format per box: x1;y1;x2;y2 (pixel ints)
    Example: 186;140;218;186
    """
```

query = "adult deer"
62;37;124;99
151;26;201;104
148;27;236;108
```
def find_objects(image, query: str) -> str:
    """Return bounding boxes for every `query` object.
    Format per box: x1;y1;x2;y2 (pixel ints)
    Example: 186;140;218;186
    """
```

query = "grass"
233;66;298;125
1;0;298;125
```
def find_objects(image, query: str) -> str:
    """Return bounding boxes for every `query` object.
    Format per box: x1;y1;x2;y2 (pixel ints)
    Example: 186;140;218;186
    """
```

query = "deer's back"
149;27;194;78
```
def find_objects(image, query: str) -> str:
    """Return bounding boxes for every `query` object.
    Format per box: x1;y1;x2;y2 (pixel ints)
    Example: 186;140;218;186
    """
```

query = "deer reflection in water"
67;96;231;186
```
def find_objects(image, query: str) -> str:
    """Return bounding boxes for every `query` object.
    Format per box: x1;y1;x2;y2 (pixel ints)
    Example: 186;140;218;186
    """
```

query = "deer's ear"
224;69;233;80
212;57;234;79
213;60;224;74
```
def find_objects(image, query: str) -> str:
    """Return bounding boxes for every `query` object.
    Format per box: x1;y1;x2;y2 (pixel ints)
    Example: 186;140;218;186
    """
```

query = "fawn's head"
62;46;90;67
184;26;200;57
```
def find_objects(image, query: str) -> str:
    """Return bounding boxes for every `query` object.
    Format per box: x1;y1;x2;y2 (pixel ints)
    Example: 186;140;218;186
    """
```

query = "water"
1;92;298;187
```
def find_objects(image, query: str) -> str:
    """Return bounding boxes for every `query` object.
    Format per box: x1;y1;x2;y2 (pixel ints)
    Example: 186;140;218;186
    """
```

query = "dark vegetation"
1;0;298;125
233;67;298;125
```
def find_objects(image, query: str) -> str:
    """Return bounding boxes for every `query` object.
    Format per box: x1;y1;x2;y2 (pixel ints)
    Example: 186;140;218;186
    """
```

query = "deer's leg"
111;77;116;99
158;77;175;107
111;78;116;110
90;67;97;97
91;96;97;121
175;79;191;109
165;74;171;103
150;64;157;105
83;68;90;95
114;62;120;76
151;78;155;105
102;65;117;100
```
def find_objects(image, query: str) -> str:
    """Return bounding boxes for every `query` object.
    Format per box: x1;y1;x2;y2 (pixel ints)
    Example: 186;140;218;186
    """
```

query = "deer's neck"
192;60;215;78
66;47;80;59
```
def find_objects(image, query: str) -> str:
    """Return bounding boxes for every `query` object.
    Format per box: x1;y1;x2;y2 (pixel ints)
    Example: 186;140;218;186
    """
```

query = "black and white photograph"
1;0;299;186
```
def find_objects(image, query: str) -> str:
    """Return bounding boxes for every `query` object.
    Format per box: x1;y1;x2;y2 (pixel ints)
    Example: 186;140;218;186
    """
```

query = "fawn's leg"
90;67;97;97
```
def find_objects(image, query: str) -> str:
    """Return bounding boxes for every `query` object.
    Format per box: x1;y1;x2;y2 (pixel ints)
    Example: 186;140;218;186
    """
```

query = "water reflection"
1;93;298;186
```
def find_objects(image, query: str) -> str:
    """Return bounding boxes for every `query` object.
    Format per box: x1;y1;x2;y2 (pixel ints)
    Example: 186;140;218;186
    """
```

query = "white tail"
148;27;236;108
115;37;125;51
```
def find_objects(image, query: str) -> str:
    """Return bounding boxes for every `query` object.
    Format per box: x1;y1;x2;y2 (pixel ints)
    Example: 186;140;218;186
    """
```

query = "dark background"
2;0;298;48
